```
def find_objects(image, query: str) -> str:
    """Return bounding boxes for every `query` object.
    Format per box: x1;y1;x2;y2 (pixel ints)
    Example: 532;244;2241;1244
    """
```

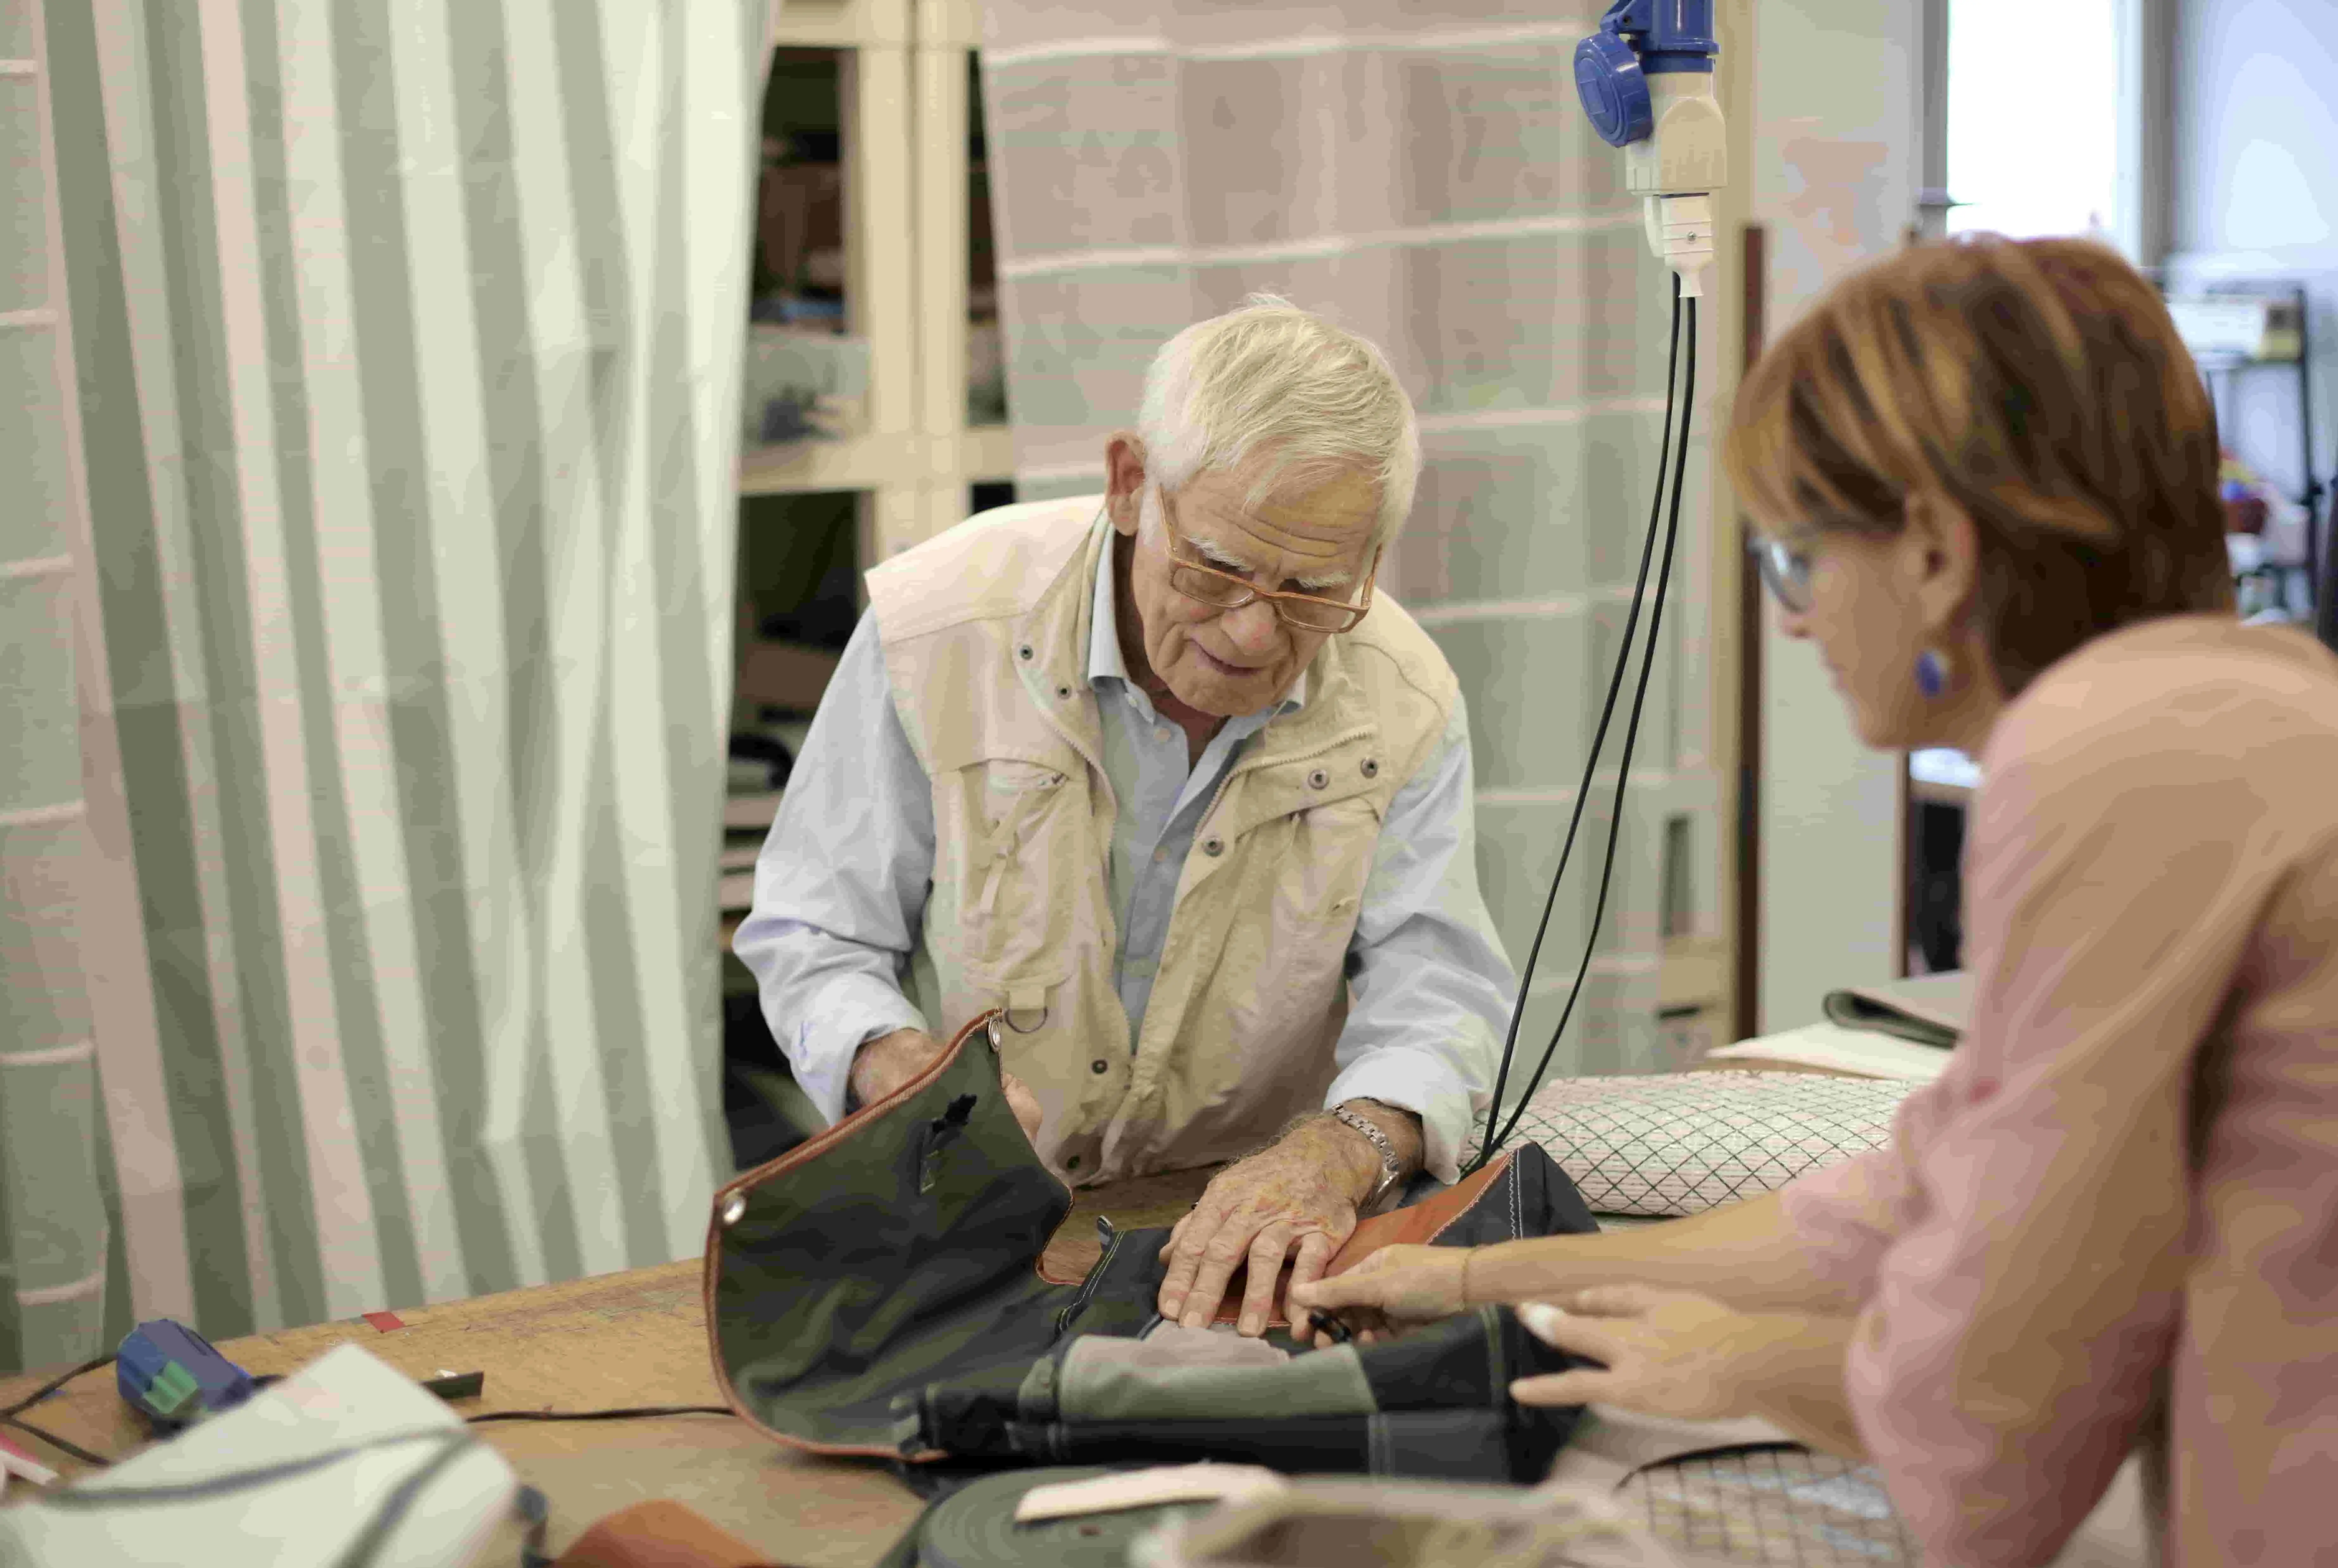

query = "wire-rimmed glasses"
1157;486;1378;634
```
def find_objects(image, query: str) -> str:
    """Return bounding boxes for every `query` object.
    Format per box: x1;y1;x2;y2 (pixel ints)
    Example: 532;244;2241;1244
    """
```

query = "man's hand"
1285;1242;1471;1346
849;1028;1044;1143
1154;1116;1387;1336
1507;1284;1865;1457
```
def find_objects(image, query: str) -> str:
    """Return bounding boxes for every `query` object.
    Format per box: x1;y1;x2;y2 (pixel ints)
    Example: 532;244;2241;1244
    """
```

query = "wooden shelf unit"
730;0;1746;1060
725;0;1013;963
737;0;1013;558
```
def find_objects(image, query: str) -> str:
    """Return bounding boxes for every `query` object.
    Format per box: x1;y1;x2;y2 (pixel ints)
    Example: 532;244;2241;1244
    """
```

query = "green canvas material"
705;1014;1601;1481
1036;1337;1377;1424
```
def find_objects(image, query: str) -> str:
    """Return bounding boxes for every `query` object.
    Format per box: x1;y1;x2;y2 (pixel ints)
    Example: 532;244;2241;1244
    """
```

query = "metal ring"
1306;768;1329;790
1004;1003;1050;1034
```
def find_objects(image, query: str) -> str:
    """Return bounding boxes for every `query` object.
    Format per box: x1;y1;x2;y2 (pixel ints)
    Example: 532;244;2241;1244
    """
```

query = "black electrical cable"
1;1347;732;1472
463;1404;736;1424
32;1427;472;1509
0;1354;115;1421
1484;291;1698;1158
1466;275;1696;1175
1;1353;118;1468
2;1414;114;1470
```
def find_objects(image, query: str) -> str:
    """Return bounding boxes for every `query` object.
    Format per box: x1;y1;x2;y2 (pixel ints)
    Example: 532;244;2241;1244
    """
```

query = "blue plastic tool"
116;1319;255;1430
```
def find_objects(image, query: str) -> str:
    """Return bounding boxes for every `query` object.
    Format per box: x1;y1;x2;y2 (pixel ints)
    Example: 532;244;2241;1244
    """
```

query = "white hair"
1135;295;1421;556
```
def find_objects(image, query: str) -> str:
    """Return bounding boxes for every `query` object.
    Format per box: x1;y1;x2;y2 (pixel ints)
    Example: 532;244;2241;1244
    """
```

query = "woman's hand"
1284;1243;1472;1347
1508;1285;1865;1457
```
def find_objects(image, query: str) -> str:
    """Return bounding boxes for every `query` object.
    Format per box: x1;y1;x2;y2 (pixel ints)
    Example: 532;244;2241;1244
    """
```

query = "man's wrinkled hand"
851;1027;1043;1143
1154;1125;1369;1336
998;1072;1043;1144
1284;1242;1471;1347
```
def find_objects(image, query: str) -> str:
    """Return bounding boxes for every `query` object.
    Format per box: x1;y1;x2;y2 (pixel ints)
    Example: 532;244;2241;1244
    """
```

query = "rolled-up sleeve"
731;610;934;1126
1324;693;1515;1184
1830;693;2291;1565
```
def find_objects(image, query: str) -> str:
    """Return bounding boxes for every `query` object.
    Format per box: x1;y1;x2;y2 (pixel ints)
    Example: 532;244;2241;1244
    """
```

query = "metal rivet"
1091;1059;1109;1075
1306;768;1329;790
720;1192;747;1226
1017;644;1034;661
1065;1154;1083;1170
1360;758;1379;779
1056;684;1071;699
1202;837;1223;857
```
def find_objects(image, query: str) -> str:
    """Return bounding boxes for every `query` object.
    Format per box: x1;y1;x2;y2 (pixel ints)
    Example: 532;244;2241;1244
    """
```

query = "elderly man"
735;295;1514;1338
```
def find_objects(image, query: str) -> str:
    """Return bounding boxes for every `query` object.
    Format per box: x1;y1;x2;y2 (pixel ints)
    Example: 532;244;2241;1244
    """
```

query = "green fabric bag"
703;1013;1601;1484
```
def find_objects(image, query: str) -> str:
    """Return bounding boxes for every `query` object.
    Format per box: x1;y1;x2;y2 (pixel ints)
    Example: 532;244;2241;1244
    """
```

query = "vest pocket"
936;758;1082;989
1268;795;1382;930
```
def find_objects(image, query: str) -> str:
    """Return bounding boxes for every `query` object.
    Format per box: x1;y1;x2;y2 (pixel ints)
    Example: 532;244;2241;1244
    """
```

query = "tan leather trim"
1208;1149;1518;1328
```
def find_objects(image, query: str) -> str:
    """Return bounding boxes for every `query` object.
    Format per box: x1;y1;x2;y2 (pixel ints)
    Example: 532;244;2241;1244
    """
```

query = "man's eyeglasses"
1747;531;1815;614
1157;486;1378;634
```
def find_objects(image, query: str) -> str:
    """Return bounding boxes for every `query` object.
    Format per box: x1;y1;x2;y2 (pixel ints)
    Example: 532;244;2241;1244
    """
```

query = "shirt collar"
1087;521;1308;717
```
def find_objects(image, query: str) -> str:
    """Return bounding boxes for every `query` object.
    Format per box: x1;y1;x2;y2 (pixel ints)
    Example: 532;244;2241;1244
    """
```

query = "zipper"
1050;1217;1125;1340
1017;646;1122;964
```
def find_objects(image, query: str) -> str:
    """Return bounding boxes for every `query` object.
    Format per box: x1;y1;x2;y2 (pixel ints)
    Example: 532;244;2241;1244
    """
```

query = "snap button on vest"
1017;644;1034;661
1056;684;1071;699
1090;1059;1108;1075
1360;757;1380;779
1307;768;1329;789
1202;836;1224;856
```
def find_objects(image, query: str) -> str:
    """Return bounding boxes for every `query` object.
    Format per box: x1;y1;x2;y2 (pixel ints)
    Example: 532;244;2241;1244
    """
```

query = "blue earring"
1915;648;1951;699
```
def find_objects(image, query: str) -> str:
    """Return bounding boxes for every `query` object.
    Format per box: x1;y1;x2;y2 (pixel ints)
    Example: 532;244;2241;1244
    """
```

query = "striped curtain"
0;0;769;1375
977;2;1720;1089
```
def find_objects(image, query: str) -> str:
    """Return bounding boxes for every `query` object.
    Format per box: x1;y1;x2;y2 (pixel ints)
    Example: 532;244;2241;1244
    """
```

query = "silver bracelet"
1330;1103;1404;1207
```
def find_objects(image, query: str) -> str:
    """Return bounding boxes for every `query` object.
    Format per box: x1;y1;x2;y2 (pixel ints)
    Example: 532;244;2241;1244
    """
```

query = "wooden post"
1733;221;1767;1043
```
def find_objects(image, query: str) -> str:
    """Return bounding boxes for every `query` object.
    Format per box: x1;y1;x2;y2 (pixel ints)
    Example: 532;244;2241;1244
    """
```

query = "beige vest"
863;496;1460;1184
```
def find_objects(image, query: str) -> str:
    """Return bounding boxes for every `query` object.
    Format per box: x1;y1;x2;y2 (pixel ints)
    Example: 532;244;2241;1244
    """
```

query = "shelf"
719;844;762;872
769;0;911;49
724;792;783;831
1907;748;1979;808
739;432;916;495
963;425;1013;481
719;870;758;913
1657;936;1725;1014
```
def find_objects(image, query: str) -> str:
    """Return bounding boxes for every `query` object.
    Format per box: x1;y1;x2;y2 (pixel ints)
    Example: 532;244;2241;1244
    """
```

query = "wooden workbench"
0;1167;1219;1566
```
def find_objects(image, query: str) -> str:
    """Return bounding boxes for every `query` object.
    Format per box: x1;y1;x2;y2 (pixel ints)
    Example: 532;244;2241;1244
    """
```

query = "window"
1944;0;2124;245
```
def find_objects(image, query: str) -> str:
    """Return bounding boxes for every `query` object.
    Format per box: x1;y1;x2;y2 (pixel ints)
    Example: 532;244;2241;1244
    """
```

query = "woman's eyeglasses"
1158;486;1378;634
1747;532;1815;614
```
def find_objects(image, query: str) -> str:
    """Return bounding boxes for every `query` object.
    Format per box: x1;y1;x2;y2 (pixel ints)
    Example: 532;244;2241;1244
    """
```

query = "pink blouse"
1777;614;2338;1567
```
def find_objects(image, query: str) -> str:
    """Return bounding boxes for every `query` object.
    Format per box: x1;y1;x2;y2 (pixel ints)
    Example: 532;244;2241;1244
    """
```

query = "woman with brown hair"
1291;235;2338;1565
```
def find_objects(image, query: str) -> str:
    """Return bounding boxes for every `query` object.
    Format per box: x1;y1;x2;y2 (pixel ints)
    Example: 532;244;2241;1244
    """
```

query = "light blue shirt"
734;535;1515;1181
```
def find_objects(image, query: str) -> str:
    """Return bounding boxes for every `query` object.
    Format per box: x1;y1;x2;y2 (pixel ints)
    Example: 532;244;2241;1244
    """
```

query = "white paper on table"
1015;1462;1289;1521
0;1343;515;1568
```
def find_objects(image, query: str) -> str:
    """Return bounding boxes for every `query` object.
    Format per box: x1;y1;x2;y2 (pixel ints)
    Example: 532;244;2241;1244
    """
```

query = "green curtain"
0;0;772;1375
